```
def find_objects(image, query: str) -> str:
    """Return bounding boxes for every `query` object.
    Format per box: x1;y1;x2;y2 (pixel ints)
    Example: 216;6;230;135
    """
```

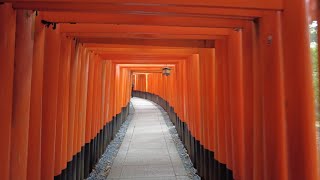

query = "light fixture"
162;66;171;76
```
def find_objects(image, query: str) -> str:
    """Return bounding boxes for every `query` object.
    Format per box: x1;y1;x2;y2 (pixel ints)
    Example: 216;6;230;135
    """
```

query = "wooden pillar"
61;38;72;179
187;54;201;173
96;60;103;157
109;63;116;121
54;39;66;179
79;48;90;180
282;0;319;179
99;61;107;157
252;19;264;180
105;61;112;123
54;36;73;178
101;61;107;128
74;46;84;179
215;39;228;179
99;60;104;153
90;58;97;168
73;45;83;180
67;41;78;180
0;4;16;180
242;21;255;180
199;48;216;179
199;49;213;151
183;58;190;137
84;53;95;177
223;41;233;175
227;30;245;180
27;14;45;180
91;59;100;165
41;24;61;180
259;11;289;180
114;65;120;114
10;10;34;180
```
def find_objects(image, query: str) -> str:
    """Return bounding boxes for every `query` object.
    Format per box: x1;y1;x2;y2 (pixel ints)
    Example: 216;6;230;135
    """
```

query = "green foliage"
311;46;319;103
310;21;319;122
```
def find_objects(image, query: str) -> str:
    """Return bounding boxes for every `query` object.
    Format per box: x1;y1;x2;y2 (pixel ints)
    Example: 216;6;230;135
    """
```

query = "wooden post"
73;45;83;179
223;42;233;176
10;10;34;180
27;14;45;180
227;30;245;180
0;4;16;180
79;48;90;180
54;36;72;178
199;48;216;179
41;24;61;180
84;53;95;177
242;21;255;180
215;39;228;179
60;38;72;179
282;0;319;179
252;17;264;180
67;40;78;180
259;11;288;180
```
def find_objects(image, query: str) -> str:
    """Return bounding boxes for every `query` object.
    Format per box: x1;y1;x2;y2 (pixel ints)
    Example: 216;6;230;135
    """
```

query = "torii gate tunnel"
0;0;320;180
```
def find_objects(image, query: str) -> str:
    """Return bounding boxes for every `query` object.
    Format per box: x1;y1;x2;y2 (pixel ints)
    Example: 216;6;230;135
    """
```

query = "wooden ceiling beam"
103;54;187;61
78;38;215;48
123;67;165;71
12;2;265;17
3;0;283;10
83;46;199;54
72;33;224;40
61;24;232;35
132;70;163;73
105;54;185;61
119;64;176;67
113;60;181;64
83;43;199;49
41;12;246;28
89;49;199;55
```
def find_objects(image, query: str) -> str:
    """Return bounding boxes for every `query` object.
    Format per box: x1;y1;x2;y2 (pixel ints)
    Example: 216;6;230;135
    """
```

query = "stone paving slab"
107;98;189;180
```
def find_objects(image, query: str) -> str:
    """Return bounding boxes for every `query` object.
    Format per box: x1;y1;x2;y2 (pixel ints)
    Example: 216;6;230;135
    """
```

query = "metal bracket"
267;35;273;45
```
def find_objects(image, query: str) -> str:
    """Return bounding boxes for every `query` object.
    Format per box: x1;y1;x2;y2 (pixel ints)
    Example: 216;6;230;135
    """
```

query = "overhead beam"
105;54;186;61
123;67;164;71
119;64;176;67
103;54;187;61
132;70;163;73
83;43;199;49
61;24;232;35
112;60;181;64
3;0;283;10
41;12;246;28
12;3;264;17
88;48;200;55
78;38;215;48
71;33;224;40
82;46;199;53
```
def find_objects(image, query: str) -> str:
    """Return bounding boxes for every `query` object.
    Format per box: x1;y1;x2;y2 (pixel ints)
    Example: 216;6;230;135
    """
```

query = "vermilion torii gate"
0;0;319;180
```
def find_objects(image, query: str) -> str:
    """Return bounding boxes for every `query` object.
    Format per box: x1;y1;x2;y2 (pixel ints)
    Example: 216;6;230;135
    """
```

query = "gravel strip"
155;103;201;180
86;103;135;180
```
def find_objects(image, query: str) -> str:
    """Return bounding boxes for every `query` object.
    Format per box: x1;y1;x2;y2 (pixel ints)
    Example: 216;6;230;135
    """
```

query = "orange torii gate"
0;0;319;180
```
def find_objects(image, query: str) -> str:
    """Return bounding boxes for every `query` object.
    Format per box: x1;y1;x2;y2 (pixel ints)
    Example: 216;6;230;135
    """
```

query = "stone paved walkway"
107;98;190;180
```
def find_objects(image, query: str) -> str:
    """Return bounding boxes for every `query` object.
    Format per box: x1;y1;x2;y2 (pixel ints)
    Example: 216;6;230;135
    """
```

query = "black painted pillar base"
54;173;61;180
84;143;91;178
